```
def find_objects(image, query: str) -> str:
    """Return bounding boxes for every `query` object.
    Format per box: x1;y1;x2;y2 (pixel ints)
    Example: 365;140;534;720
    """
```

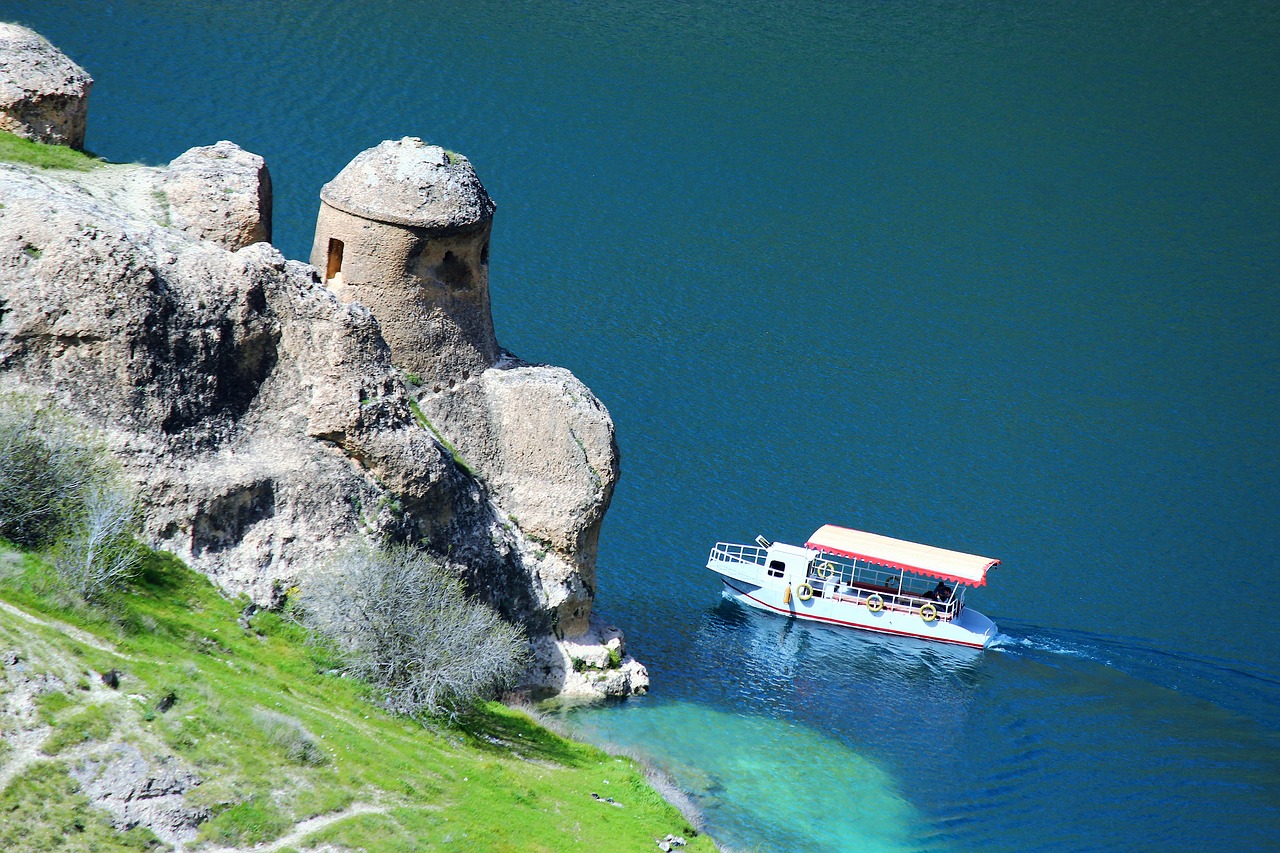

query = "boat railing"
808;556;963;620
824;582;962;620
709;541;768;566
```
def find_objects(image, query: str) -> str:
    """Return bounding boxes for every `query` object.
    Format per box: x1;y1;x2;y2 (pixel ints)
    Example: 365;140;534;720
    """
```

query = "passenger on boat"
925;581;951;601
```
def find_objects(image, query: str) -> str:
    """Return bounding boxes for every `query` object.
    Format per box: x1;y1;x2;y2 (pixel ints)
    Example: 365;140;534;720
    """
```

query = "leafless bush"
0;395;110;547
0;395;142;601
302;542;529;722
52;482;143;601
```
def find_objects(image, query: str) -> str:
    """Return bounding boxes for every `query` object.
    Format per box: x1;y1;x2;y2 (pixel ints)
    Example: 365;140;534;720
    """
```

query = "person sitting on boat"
926;580;952;601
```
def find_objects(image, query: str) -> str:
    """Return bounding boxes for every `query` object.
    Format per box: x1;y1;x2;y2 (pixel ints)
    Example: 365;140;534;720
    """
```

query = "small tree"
303;542;529;721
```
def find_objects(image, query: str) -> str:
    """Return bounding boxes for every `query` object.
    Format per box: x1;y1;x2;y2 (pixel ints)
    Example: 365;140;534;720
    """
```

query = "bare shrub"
302;542;529;721
52;483;143;601
251;708;328;765
0;395;109;547
0;395;142;601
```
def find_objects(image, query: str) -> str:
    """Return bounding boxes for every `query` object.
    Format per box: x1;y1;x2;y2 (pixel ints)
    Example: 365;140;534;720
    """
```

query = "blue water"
10;1;1279;848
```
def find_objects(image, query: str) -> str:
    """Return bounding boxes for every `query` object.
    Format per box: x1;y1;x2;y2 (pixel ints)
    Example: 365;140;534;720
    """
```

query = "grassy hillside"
0;545;711;852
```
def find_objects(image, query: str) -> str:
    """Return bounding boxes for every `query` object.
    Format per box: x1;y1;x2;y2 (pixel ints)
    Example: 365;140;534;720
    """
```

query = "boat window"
767;560;785;578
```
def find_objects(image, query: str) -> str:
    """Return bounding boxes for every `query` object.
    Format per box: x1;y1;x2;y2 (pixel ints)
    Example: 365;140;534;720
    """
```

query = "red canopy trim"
806;524;999;587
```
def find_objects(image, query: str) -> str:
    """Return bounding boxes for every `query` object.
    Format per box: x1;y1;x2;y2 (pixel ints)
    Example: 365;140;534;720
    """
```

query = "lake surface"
11;1;1279;848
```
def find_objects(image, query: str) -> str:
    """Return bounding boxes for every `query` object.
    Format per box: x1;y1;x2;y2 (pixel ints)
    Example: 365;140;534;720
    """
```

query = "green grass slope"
0;546;710;852
0;129;102;170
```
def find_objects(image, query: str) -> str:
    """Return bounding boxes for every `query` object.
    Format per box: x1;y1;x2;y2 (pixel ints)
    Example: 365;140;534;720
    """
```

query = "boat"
706;524;1000;648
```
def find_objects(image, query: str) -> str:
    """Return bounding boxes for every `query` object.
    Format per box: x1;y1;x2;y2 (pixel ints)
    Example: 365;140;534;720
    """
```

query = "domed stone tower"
309;137;499;387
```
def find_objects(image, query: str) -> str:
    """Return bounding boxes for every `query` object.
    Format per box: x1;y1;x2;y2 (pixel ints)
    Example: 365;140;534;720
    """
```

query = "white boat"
706;524;1000;648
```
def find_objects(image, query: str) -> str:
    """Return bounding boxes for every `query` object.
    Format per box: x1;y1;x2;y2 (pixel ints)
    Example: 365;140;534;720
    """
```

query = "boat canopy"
806;524;1000;586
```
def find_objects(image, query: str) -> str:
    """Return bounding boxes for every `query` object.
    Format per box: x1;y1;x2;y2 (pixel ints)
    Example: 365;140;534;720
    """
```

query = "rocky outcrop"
0;23;91;149
0;30;645;700
0;157;645;695
162;141;272;250
417;362;620;638
311;138;625;643
42;139;271;252
530;618;649;698
0;160;529;619
71;743;207;846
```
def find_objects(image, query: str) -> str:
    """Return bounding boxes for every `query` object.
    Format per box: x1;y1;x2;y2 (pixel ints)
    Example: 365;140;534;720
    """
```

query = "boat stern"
954;606;999;647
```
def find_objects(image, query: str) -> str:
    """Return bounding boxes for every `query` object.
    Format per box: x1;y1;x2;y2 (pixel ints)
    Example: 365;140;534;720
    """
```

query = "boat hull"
716;574;998;649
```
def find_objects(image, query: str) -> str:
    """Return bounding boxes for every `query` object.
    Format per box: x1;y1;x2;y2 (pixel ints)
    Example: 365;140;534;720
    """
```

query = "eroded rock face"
311;139;625;643
417;361;620;638
0;36;643;697
0;151;645;697
70;743;207;846
0;161;515;614
0;23;92;148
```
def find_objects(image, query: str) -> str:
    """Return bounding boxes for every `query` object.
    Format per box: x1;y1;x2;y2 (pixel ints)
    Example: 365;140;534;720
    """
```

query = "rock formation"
71;743;208;846
310;138;619;640
0;35;645;699
162;141;272;250
0;23;92;149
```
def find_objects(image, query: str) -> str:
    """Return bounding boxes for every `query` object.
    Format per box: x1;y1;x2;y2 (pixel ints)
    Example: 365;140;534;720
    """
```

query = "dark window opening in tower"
325;238;344;282
481;241;490;266
439;250;473;293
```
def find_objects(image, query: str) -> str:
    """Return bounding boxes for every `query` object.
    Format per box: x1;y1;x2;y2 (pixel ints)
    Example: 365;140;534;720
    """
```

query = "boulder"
417;361;620;637
162;140;272;250
0;23;92;149
527;616;649;699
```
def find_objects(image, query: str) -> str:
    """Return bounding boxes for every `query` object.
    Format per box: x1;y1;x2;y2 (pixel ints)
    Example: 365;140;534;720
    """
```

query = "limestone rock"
70;743;207;846
310;138;622;646
418;360;620;637
0;23;92;149
527;616;649;698
161;141;272;250
0;162;493;607
0;154;636;697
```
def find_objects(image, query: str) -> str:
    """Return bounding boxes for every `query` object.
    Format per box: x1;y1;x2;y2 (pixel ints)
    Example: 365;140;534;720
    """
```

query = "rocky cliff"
0;25;645;699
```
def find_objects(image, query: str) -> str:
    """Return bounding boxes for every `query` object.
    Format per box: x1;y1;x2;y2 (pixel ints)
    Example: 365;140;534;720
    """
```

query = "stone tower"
309;137;499;387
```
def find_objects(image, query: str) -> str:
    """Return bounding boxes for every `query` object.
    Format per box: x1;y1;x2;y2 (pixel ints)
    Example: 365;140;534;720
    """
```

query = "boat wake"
988;631;1111;664
990;620;1280;729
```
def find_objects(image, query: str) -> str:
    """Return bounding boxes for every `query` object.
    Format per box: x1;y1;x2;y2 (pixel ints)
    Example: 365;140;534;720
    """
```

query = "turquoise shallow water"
9;1;1280;848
